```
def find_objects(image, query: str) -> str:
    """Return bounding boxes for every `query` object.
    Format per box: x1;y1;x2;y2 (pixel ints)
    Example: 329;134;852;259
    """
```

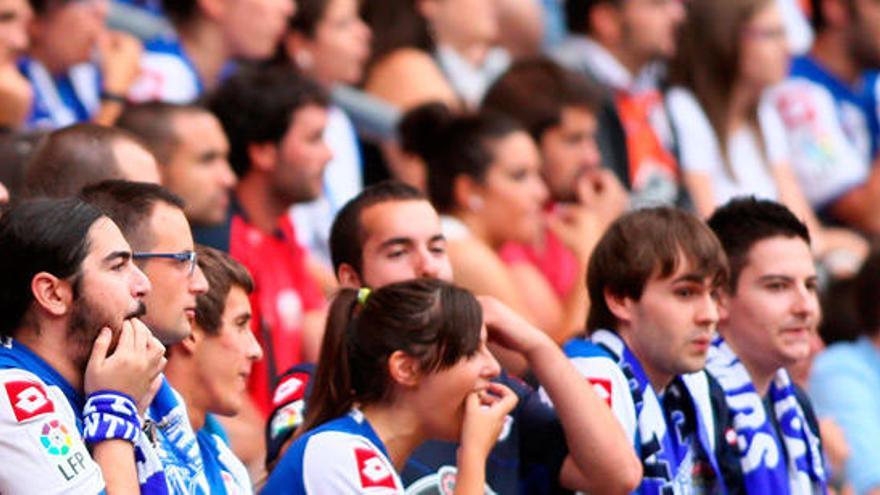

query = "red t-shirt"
229;213;325;416
500;226;579;300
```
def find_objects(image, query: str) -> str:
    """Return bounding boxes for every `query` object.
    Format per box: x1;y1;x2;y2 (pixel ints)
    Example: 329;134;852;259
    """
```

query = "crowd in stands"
3;0;880;493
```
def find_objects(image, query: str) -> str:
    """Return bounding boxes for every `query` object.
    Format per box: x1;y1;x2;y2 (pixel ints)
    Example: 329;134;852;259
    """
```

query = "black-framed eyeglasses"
132;250;198;276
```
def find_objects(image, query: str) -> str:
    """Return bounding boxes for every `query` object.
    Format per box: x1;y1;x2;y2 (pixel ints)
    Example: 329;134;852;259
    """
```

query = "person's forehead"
360;199;441;246
147;202;194;249
648;252;712;285
85;217;130;261
742;236;814;276
288;104;328;132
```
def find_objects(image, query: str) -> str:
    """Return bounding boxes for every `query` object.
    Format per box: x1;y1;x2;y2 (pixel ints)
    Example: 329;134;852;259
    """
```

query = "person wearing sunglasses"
81;180;219;493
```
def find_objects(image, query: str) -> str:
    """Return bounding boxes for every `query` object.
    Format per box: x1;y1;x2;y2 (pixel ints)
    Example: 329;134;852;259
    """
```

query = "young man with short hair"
566;206;731;492
24;123;160;198
164;246;263;493
707;197;827;493
81;180;220;492
203;64;330;416
266;181;642;494
0;197;165;493
117;102;237;228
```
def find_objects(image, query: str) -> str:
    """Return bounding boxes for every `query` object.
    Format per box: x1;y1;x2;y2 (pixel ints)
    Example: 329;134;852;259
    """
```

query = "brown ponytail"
300;279;483;433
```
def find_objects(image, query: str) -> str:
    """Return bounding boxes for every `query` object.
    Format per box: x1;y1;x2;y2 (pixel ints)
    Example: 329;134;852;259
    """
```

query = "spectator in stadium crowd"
128;0;293;103
205;65;329;417
0;0;33;129
406;106;568;350
0;197;165;493
24;123;160;198
279;0;370;272
265;181;641;494
361;0;509;109
708;197;827;493
554;0;688;208
810;244;880;494
666;0;867;272
771;0;880;234
116;102;237;228
163;246;262;493
22;0;142;128
81;180;220;492
263;279;518;494
482;57;628;343
565;206;737;493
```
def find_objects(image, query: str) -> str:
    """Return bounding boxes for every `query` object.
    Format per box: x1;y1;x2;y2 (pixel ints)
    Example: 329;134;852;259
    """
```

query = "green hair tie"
357;287;371;305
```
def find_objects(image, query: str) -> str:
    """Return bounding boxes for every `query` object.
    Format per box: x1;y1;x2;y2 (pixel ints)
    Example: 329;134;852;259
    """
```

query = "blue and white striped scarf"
706;336;827;494
593;330;724;494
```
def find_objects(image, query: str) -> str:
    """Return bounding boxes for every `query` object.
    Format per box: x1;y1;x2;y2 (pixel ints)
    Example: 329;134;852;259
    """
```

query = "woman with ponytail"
261;278;516;494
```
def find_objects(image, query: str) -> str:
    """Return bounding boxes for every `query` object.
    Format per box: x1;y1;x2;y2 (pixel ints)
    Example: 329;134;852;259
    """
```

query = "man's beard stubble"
68;296;147;372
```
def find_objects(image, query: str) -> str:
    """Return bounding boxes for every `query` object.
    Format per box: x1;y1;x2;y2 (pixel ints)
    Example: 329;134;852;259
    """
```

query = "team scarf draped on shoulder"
592;330;723;494
705;336;827;494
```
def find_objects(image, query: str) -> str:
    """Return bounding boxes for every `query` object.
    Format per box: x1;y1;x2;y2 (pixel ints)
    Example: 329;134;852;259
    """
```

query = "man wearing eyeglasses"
81;179;220;492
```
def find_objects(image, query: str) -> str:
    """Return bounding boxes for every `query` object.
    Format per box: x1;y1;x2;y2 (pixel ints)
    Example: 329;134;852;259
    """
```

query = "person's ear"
247;142;279;173
197;0;225;20
821;0;849;27
715;288;731;323
387;350;421;387
179;329;202;354
416;0;439;22
337;263;363;289
604;288;634;325
284;31;314;69
31;272;72;318
452;175;483;213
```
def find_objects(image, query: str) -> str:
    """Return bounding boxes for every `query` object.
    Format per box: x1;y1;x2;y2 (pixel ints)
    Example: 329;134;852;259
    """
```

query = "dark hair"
80;180;185;252
27;0;71;15
194;245;254;335
208;64;329;178
117;102;208;165
587;206;728;332
565;0;620;35
852;244;880;337
288;0;331;37
707;196;810;291
0;198;104;337
361;0;433;70
301;278;482;433
329;180;425;275
399;104;524;213
161;0;199;25
482;57;601;142
24;124;150;198
807;0;856;31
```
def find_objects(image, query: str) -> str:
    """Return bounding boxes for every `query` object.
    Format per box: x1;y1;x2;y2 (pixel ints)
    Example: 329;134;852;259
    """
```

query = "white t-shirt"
0;367;105;494
667;87;788;206
769;77;870;209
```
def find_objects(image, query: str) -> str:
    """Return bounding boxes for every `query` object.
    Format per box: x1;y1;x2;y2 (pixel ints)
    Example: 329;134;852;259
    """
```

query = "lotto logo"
4;381;54;422
588;378;613;408
355;447;396;490
272;373;308;407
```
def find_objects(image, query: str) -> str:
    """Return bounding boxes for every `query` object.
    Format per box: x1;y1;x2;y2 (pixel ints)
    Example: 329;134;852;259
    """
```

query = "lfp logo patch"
40;419;73;456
